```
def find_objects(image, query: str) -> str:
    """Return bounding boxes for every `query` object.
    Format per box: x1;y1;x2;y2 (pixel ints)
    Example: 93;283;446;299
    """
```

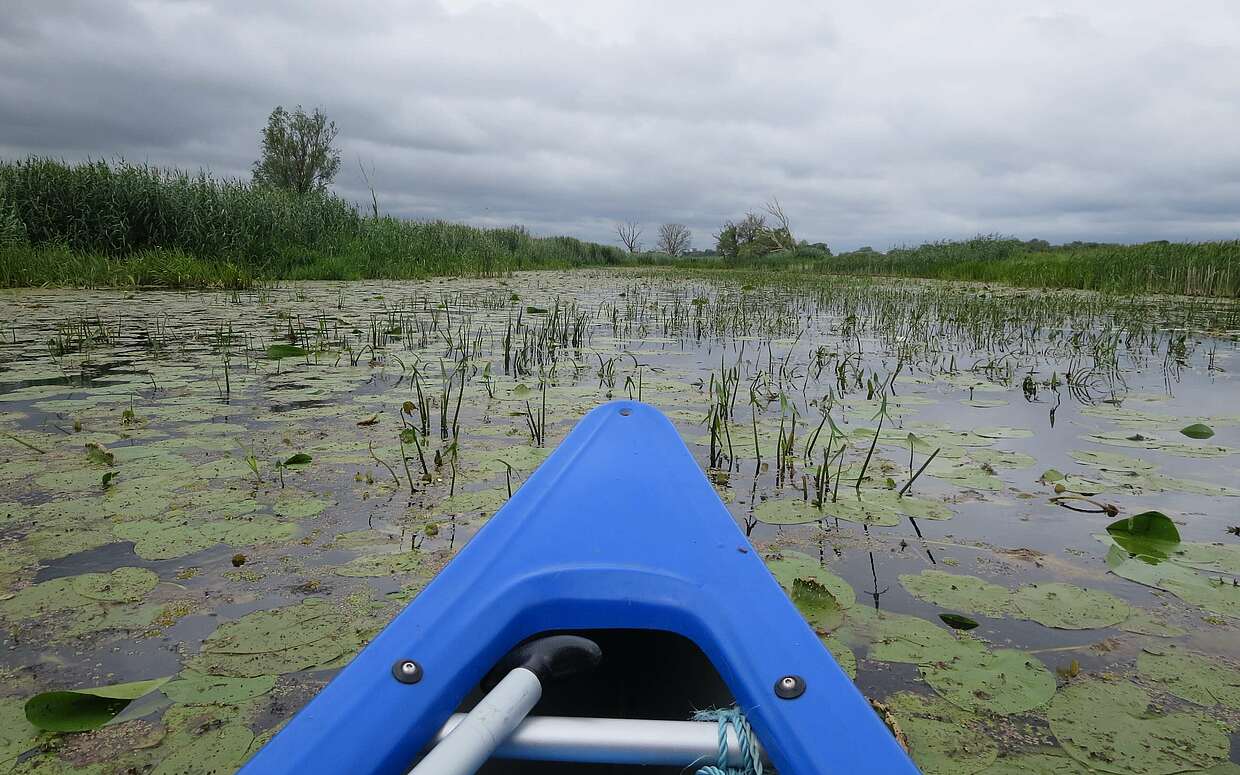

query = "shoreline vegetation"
1;157;1236;296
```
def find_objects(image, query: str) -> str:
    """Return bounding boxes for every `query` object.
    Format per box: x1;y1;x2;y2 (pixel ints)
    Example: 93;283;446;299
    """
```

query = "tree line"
614;198;832;259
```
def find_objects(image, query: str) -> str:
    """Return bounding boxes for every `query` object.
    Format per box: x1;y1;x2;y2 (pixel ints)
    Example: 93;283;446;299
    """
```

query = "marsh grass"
0;157;625;287
4;158;1235;296
645;236;1240;297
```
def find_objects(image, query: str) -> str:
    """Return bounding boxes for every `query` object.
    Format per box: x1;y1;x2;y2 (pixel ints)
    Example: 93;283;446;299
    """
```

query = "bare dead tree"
765;197;796;252
615;221;643;253
358;157;380;219
656;223;692;256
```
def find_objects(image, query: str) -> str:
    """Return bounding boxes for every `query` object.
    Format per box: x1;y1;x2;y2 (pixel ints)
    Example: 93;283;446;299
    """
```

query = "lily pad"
273;492;332;519
115;518;297;560
1117;609;1185;638
844;605;984;665
1010;583;1132;630
977;751;1093;774
161;671;277;705
71;567;158;603
1180;423;1215;439
430;488;508;519
334;551;422;577
764;551;856;609
1105;544;1240;619
886;691;998;775
922;648;1055;715
265;344;307;360
822;635;856;679
791;577;845;631
753;497;830;525
1106;512;1180;561
939;613;979;630
188;599;362;678
25;677;170;732
1047;679;1229;775
899;571;1013;618
151;705;256;775
1137;646;1240;709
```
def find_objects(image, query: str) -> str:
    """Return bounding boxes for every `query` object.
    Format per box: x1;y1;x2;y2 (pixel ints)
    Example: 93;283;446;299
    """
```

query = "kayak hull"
241;400;919;774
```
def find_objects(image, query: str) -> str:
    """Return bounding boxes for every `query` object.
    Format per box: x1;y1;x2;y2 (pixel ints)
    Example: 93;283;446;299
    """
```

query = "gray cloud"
1;0;1237;250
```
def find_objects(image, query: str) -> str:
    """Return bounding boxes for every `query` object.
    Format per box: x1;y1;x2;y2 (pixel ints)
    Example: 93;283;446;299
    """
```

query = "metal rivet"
392;659;423;684
619;408;632;416
774;674;805;699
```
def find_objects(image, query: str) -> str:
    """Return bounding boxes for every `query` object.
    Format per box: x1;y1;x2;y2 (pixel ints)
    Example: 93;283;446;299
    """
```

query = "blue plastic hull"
241;401;919;774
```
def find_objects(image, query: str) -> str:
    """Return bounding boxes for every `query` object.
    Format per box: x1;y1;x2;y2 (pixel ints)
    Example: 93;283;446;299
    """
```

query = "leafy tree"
715;212;793;259
252;106;342;194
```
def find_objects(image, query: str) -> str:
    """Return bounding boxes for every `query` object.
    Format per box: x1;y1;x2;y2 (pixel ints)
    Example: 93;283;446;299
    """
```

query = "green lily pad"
765;490;953;527
1;697;37;764
972;426;1033;440
886;691;998;775
1010;583;1132;630
1180;423;1215;439
791;577;845;631
899;571;1014;618
1137;646;1240;709
1071;449;1156;473
151;705;256;775
115;518;297;560
1047;679;1229;775
978;751;1092;774
201;599;342;655
1105;544;1240;619
939;613;979;630
1117;609;1185;638
266;344;308;359
753;497;829;525
25;677;170;732
71;567;158;603
764;551;856;609
844;605;984;665
334;550;422;577
188;599;362;678
1172;542;1240;575
822;635;856;679
161;671;277;705
921;648;1055;715
273;492;332;519
430;488;509;519
283;453;312;466
1106;512;1181;560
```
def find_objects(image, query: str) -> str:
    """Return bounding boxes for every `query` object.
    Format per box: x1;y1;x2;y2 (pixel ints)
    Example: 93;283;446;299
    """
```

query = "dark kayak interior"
450;629;743;774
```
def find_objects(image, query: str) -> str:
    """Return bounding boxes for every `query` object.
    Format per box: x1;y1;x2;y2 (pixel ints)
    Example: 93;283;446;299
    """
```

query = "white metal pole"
408;667;542;775
432;713;768;767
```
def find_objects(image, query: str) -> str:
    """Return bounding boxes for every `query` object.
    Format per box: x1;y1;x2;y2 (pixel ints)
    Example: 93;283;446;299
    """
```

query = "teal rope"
691;707;764;775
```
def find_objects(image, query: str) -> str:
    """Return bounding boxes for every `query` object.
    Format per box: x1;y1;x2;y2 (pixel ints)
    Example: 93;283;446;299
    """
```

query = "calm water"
0;271;1237;773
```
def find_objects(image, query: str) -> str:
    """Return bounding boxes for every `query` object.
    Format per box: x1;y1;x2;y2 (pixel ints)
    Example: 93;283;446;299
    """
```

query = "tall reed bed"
0;157;625;287
639;236;1240;297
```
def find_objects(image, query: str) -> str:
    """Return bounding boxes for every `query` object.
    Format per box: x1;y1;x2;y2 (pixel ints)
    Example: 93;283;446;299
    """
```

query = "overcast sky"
2;1;1238;251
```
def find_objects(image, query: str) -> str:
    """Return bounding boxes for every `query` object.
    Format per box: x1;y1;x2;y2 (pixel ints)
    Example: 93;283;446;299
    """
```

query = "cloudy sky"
2;1;1238;251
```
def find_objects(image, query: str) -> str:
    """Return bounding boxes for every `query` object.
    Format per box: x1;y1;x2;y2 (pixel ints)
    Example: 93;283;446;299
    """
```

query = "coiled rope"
691;707;764;775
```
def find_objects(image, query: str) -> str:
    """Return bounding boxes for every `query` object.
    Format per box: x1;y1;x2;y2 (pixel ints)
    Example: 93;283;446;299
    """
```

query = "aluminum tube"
433;713;767;767
409;667;542;775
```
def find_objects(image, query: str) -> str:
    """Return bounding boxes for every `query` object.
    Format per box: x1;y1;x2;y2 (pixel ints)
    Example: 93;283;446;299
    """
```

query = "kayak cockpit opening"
412;628;765;775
